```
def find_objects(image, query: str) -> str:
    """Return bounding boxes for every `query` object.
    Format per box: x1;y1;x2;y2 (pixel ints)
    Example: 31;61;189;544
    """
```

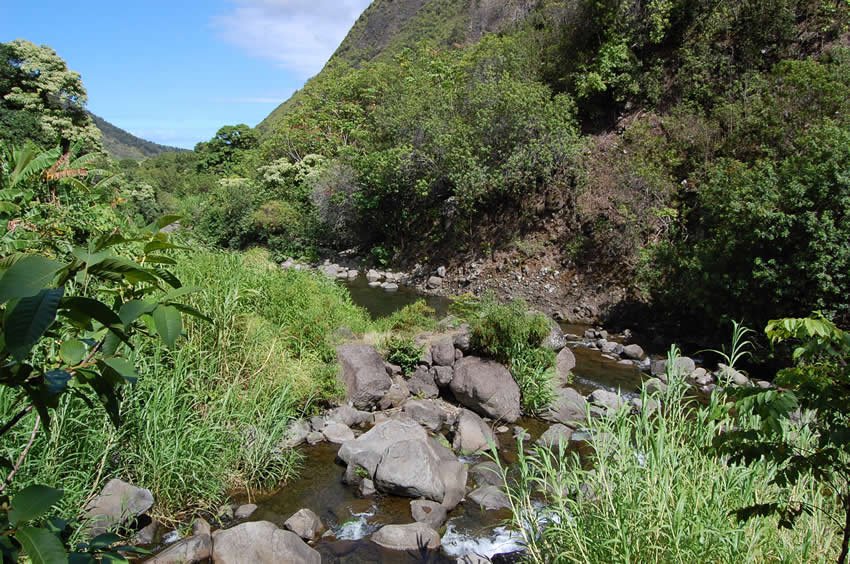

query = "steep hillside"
90;112;185;160
260;0;538;129
213;0;850;338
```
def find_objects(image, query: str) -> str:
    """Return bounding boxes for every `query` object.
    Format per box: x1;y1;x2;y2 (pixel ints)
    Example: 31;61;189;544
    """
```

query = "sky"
0;0;372;148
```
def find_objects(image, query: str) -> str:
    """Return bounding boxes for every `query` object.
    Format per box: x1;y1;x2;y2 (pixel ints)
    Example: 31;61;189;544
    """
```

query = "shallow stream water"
248;277;647;562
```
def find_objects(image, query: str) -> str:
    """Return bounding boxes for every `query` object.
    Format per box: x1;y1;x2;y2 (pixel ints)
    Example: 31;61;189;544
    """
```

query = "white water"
441;521;525;558
330;507;380;541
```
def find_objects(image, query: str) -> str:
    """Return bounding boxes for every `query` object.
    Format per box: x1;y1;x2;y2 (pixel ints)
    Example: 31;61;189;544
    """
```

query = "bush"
382;336;422;375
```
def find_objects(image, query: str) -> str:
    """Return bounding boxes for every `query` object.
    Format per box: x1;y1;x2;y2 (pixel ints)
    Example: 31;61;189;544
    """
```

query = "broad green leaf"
171;303;213;324
9;485;64;525
146;214;181;232
0;255;63;302
161;286;200;302
15;526;67;564
118;300;155;327
152;305;182;348
153;268;181;289
0;201;20;214
101;357;138;384
143;240;189;253
59;339;86;365
141;254;176;266
88;533;122;549
71;248;111;267
6;288;64;360
60;297;122;328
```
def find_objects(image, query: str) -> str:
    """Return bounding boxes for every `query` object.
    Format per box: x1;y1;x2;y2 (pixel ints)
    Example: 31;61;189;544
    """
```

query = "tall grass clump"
0;247;373;524
457;293;555;413
500;347;840;563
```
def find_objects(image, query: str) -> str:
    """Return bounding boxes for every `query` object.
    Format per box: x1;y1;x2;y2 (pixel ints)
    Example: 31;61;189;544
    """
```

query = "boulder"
541;321;567;352
468;485;511;511
542;387;587;426
643;377;667;394
374;438;455;503
408;366;439;398
280;419;311;449
338;418;429;477
404;399;455;432
284;508;325;541
555;348;577;385
192;518;211;536
651;357;696;379
411;499;448;530
431;365;454;387
379;375;411;410
83;478;154;537
371;522;440;551
148;534;211;563
427;276;444;289
235;504;257;519
327;405;371;428
622;344;644;360
536;424;574;450
323;422;355;444
382;283;399;292
319;264;339;278
306;431;324;445
453;325;472;351
436;266;447;278
336;344;393;409
360;478;376;496
469;461;502;487
431;337;456;367
588;389;626;415
366;269;382;282
450;357;521;423
212;521;320;564
452;409;497;454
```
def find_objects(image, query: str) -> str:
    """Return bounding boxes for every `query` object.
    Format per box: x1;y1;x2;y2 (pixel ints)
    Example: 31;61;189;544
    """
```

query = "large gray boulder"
212;521;320;564
452;409;497;454
622;344;644;360
379;375;410;410
450;357;521;422
431;365;454;387
83;479;154;537
555;348;577;385
337;418;467;509
337;344;393;409
542;387;587;426
326;405;371;428
431;337;456;366
280;419;311;449
403;399;457;432
652;356;696;379
322;422;355;444
148;534;211;564
284;508;325;541
371;522;441;551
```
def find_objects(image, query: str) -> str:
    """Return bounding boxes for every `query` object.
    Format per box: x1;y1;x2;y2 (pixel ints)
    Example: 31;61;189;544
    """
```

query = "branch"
0;414;40;493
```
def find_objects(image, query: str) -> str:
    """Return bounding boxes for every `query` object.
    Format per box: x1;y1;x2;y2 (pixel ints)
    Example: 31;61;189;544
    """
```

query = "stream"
247;276;647;562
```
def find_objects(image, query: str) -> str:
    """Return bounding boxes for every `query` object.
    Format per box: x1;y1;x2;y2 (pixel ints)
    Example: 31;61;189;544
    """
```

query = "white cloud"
212;0;372;77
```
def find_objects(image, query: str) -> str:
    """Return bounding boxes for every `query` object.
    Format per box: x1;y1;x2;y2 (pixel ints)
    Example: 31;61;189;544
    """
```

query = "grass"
497;349;840;563
0;247;373;527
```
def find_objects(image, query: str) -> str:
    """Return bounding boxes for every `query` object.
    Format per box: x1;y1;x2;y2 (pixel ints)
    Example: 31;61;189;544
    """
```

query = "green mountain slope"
260;0;538;130
90;112;185;161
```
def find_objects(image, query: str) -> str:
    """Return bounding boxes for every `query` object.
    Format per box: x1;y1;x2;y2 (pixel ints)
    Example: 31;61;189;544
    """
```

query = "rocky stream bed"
79;274;764;563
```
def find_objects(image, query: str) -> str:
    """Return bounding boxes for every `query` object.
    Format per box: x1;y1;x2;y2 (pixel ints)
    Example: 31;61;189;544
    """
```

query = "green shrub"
468;295;551;363
498;348;839;563
382;336;422;375
374;300;437;334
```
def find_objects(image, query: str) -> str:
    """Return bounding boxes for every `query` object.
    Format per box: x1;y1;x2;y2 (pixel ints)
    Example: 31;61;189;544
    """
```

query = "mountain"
89;112;186;161
260;0;539;129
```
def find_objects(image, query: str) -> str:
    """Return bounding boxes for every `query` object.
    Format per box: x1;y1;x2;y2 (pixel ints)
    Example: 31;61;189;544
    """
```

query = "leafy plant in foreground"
716;313;850;563
0;216;205;562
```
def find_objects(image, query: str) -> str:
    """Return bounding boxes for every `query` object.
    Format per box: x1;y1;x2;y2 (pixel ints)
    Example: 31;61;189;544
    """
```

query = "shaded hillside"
90;112;185;160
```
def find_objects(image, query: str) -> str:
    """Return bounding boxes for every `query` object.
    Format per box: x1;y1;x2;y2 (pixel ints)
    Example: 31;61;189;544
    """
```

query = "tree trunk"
839;495;850;564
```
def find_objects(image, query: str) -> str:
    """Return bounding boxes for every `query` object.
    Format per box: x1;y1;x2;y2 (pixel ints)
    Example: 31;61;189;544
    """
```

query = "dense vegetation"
107;0;850;339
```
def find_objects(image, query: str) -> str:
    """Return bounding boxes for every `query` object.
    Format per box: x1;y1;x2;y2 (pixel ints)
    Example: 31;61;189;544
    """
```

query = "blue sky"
1;0;371;148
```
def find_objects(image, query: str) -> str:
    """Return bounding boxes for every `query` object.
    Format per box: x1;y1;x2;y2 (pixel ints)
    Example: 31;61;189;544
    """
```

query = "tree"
0;40;102;151
194;124;257;174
